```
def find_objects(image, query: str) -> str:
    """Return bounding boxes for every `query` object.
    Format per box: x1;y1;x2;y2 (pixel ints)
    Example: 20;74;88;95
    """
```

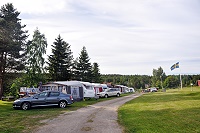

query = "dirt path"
34;93;141;133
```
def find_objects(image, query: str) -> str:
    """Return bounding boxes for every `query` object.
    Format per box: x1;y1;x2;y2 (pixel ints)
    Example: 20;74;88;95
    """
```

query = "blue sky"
1;0;200;75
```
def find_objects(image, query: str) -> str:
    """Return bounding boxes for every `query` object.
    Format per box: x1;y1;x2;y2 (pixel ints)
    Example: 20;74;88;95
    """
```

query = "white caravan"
54;81;98;99
92;83;108;95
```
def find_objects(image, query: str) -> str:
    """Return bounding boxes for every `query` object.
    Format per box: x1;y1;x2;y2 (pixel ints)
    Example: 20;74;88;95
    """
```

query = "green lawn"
118;87;200;133
0;94;128;133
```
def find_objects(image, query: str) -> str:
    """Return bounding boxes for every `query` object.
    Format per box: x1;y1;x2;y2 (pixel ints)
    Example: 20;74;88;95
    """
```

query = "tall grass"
118;87;200;133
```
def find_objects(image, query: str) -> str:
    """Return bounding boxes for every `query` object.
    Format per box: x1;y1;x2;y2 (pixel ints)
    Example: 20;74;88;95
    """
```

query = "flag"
170;62;179;71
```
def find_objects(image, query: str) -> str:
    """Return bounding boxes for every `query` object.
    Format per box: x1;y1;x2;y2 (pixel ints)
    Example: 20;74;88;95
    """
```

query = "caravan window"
58;86;62;92
85;86;93;90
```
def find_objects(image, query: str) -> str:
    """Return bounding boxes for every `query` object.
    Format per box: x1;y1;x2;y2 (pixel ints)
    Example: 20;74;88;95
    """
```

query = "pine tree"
72;57;80;80
0;3;28;98
91;62;101;83
46;35;73;81
75;46;92;82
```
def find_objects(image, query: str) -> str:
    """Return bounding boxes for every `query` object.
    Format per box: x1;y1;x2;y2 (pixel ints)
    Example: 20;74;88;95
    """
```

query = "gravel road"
34;93;141;133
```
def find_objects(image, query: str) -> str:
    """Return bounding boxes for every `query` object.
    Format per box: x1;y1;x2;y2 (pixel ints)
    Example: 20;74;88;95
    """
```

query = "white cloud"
0;0;73;14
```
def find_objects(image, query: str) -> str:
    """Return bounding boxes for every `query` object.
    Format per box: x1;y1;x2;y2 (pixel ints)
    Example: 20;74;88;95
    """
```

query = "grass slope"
118;87;200;133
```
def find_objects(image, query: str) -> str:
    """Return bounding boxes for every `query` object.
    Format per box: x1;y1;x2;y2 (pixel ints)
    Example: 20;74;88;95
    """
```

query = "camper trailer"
80;81;99;99
41;81;98;101
19;87;40;97
114;85;129;93
92;83;108;95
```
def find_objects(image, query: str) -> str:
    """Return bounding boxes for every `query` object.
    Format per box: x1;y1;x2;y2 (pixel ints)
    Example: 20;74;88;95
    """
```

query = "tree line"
102;67;200;90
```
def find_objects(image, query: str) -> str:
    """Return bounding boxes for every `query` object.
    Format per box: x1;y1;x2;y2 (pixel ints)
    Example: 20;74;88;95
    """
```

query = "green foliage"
181;75;200;87
101;74;151;89
151;66;166;88
0;3;28;71
91;62;101;83
164;75;180;88
2;73;22;96
26;28;47;87
8;74;42;97
73;46;92;82
27;28;47;73
47;35;74;81
0;3;28;98
9;78;22;97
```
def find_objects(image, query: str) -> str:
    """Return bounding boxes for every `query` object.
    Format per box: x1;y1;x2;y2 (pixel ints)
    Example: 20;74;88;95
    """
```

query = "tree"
26;28;47;87
47;35;73;81
91;62;101;83
74;46;92;82
0;3;28;98
164;75;179;88
151;67;166;88
101;74;152;89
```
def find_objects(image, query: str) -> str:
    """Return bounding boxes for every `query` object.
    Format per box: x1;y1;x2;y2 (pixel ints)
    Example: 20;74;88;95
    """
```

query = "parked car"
129;88;135;93
150;87;158;92
97;88;121;98
13;91;73;110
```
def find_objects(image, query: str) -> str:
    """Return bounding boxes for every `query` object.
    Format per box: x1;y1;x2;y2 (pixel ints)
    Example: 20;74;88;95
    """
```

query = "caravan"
81;81;99;99
92;83;108;95
114;85;129;93
19;87;40;97
41;81;98;101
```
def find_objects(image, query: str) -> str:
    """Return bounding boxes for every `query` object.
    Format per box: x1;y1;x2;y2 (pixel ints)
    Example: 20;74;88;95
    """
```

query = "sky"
1;0;200;75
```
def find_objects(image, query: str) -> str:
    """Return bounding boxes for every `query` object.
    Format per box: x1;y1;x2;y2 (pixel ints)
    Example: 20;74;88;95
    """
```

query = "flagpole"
171;62;182;89
179;63;182;89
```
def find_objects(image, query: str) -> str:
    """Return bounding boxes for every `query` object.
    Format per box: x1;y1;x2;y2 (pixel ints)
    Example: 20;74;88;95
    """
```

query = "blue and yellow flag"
170;62;179;71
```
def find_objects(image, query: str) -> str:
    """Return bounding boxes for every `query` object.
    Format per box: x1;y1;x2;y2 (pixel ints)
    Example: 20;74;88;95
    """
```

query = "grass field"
118;87;200;133
0;94;129;133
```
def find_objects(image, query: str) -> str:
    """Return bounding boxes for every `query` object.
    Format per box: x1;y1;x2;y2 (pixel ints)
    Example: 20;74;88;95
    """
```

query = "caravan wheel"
105;94;108;98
